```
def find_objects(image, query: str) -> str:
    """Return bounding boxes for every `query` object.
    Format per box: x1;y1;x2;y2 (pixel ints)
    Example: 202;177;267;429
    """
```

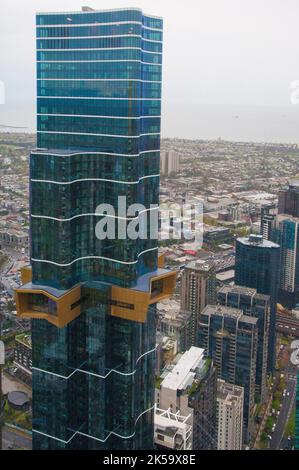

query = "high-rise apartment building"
160;150;180;176
278;180;299;217
156;299;192;353
218;285;270;402
271;214;299;309
235;235;280;373
181;260;217;347
14;333;32;386
216;379;244;450
155;347;217;450
260;181;299;310
198;305;258;443
262;180;299;309
15;7;175;450
261;203;277;241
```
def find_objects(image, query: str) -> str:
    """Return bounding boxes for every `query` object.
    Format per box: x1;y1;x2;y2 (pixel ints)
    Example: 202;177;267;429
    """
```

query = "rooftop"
36;7;162;20
185;259;215;273
217;379;244;403
201;304;258;325
237;234;279;249
218;284;270;301
161;347;205;391
15;333;32;349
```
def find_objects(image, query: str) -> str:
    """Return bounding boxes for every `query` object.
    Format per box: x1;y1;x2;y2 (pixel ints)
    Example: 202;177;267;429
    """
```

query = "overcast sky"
1;1;299;139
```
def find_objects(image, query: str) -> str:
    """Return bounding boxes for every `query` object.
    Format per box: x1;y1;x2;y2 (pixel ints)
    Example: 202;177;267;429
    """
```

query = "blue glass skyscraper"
15;7;175;450
235;235;280;374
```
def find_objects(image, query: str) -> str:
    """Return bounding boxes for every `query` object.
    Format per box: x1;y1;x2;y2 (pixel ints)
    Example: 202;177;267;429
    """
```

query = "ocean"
1;100;299;144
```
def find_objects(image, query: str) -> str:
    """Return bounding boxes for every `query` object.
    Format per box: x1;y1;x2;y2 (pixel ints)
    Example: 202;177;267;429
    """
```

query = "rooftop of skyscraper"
218;284;270;302
277;213;299;223
237;234;279;248
37;6;163;19
201;305;258;325
185;259;215;273
217;379;244;403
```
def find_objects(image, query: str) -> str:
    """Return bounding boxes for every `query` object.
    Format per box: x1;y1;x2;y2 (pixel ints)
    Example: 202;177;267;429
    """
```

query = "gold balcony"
110;269;177;323
15;283;82;328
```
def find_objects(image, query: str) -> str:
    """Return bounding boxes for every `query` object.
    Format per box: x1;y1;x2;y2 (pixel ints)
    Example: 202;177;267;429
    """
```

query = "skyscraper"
264;181;299;309
261;203;277;241
181;259;217;347
216;379;244;450
198;305;258;443
160;150;180;176
218;285;270;402
278;179;299;217
271;214;299;309
235;235;280;373
15;7;175;450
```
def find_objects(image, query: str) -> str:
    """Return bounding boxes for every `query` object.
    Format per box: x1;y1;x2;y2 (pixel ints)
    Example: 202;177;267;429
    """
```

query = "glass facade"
235;236;280;374
198;306;258;443
30;8;164;450
271;217;299;309
218;286;270;403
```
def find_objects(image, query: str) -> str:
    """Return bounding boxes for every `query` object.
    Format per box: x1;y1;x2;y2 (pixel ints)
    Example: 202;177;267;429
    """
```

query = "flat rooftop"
217;379;244;402
36;7;162;20
185;259;214;273
218;284;270;301
237;235;279;249
161;347;204;391
201;305;258;325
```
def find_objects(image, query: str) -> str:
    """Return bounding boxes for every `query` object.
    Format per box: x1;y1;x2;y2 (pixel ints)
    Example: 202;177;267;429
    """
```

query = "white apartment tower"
217;379;244;450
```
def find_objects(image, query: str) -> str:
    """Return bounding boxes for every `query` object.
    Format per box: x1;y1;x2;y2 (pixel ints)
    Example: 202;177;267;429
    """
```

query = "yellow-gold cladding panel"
111;271;177;323
20;266;32;284
15;284;82;328
158;253;165;268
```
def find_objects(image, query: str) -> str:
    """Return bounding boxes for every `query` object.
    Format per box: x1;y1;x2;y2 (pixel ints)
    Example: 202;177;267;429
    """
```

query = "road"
276;315;299;338
2;425;32;450
270;364;297;450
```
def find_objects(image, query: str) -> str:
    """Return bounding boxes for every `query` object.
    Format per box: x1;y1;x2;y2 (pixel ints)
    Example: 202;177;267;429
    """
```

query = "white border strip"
32;346;156;380
37;79;161;83
37;96;161;100
31;246;158;267
37;21;162;32
37;131;160;138
32;149;159;157
31;207;158;222
37;47;162;54
37;60;162;66
31;174;159;185
38;34;162;44
32;404;155;444
37;113;160;120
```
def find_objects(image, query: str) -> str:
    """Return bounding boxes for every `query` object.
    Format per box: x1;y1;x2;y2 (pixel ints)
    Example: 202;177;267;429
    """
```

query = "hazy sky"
1;0;299;140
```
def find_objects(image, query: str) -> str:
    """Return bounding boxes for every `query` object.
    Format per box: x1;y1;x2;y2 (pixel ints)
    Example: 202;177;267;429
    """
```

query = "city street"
270;364;297;449
3;425;32;450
